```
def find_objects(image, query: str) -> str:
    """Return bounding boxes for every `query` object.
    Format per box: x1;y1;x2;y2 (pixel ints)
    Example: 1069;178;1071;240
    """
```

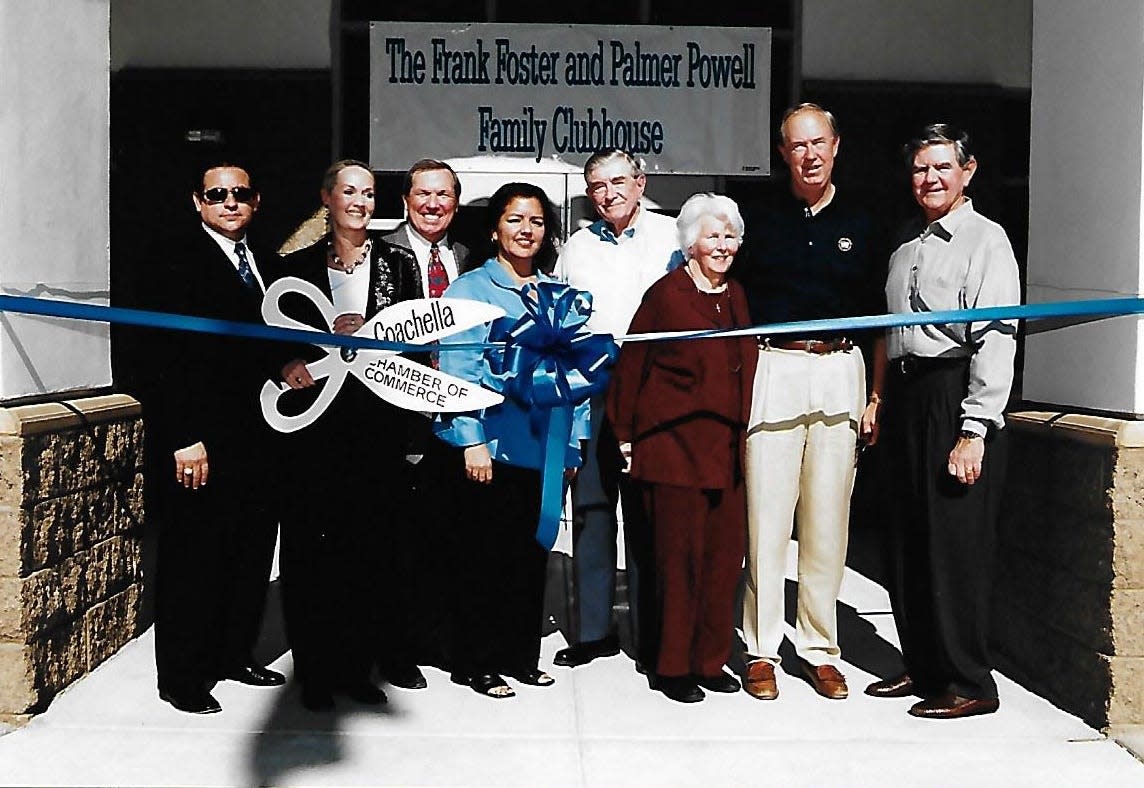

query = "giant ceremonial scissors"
259;277;505;433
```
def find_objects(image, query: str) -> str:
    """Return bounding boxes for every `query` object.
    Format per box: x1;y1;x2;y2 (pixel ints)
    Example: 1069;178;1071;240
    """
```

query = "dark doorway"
109;68;332;391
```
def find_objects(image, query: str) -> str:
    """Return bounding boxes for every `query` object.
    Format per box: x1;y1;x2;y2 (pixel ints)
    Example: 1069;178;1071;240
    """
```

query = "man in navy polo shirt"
734;104;887;702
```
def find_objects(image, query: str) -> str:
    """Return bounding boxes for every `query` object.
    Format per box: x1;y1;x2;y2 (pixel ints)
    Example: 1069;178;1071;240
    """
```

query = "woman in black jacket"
273;159;422;711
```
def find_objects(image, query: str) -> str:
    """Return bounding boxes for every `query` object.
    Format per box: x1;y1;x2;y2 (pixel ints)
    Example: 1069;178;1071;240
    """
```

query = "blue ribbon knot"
488;281;618;549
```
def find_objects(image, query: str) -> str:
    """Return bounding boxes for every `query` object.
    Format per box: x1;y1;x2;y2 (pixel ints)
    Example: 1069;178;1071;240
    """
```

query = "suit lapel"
195;229;264;320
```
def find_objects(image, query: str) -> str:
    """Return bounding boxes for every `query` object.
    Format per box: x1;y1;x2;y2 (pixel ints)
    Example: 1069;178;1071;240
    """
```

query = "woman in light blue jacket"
435;182;589;699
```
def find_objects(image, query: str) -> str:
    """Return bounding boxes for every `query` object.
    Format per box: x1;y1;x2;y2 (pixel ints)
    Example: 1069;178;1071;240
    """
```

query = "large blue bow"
488;281;618;549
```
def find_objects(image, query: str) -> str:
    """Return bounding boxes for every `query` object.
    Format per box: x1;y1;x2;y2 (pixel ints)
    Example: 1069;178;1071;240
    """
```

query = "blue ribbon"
7;292;1144;351
487;282;619;549
620;297;1144;343
7;291;1144;548
0;295;492;355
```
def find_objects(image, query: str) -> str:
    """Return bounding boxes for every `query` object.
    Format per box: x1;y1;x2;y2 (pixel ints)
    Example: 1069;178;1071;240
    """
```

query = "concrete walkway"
2;550;1143;787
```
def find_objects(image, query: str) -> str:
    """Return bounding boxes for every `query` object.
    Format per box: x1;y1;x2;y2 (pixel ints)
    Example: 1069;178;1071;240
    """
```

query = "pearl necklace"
328;238;371;274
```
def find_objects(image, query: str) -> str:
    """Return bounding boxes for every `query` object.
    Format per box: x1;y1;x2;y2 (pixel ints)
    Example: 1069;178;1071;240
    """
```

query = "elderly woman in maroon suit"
607;193;756;703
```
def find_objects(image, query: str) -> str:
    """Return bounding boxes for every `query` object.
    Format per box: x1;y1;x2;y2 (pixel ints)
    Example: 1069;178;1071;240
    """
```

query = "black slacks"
883;357;1008;700
277;390;406;689
387;420;458;670
154;469;277;692
449;457;549;678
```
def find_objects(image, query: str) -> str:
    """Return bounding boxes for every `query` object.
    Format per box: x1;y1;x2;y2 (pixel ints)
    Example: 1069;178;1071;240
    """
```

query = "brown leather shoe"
908;692;999;719
743;660;778;700
864;673;915;698
801;661;848;699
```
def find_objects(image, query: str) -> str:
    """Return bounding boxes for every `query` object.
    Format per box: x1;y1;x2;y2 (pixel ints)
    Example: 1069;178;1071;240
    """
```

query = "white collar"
406;224;449;255
201;222;248;252
685;259;728;293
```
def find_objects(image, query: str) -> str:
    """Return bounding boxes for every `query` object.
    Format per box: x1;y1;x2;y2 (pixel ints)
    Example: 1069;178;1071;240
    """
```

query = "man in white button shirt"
868;124;1020;720
553;148;683;674
383;159;470;296
382;159;470;686
140;162;285;714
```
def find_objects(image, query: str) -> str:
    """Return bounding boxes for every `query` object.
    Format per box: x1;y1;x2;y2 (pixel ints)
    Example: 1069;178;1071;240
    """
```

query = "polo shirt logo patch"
838;237;853;252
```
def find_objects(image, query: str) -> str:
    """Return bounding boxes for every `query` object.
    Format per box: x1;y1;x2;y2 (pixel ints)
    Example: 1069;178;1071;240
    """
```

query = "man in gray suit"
381;159;469;684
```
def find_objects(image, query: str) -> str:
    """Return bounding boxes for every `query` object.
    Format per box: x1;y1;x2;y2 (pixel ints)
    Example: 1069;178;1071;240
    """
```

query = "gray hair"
903;124;974;167
779;102;839;145
583;148;644;179
676;193;745;253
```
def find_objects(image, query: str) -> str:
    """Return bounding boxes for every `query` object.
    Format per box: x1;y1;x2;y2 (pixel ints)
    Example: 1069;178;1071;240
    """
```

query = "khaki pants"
741;345;865;666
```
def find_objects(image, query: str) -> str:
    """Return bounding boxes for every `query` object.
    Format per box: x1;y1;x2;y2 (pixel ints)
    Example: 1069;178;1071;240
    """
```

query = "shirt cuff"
959;419;988;438
433;414;486;448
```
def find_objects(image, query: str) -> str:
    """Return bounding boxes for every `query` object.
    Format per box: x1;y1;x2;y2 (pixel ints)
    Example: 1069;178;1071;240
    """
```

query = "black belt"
892;355;970;376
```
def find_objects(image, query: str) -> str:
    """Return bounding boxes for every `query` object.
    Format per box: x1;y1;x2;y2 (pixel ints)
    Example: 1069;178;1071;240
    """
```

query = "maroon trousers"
643;482;746;678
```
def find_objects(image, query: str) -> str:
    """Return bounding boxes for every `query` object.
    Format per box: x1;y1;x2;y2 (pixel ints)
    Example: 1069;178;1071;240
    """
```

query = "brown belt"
766;338;853;354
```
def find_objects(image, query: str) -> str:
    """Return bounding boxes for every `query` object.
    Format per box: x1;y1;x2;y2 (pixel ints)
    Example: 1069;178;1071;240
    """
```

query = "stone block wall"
994;411;1144;729
0;394;143;724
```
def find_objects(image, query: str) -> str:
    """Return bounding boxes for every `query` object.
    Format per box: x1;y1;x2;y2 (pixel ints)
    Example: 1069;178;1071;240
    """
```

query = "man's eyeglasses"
200;186;257;205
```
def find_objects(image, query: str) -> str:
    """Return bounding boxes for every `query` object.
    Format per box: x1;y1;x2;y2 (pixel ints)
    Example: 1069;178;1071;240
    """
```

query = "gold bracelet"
868;392;882;405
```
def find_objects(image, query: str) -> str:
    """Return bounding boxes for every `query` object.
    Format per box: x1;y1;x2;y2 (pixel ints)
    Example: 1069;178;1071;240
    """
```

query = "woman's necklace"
329;238;371;274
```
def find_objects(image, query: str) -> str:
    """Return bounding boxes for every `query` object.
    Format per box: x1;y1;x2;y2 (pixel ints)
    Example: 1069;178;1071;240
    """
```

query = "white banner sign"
370;22;771;175
260;278;505;433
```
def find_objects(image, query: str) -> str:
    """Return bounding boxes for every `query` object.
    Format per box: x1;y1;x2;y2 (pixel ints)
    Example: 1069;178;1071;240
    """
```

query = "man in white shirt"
554;149;683;673
383;159;469;295
870;124;1019;720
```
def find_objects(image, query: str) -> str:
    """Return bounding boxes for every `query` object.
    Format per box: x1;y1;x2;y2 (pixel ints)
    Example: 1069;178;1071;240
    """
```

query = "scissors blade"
361;297;506;348
351;354;503;413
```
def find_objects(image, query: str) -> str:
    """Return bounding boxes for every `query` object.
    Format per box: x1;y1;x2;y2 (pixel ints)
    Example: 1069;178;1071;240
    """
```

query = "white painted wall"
111;0;331;70
1022;0;1144;414
802;0;1032;88
0;2;111;397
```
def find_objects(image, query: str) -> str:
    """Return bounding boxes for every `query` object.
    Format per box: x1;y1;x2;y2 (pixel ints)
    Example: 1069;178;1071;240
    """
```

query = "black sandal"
452;672;515;698
506;669;555;687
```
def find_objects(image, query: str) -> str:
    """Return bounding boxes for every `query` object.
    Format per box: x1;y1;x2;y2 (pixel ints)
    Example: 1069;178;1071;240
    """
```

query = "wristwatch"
958;429;984;441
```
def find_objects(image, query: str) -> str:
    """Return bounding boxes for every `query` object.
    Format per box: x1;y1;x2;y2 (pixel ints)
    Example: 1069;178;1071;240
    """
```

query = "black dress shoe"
300;685;335;712
695;672;741;693
383;664;428;690
908;692;999;719
865;673;916;698
338;681;387;705
657;676;704;703
160;687;221;715
553;635;621;668
221;664;286;687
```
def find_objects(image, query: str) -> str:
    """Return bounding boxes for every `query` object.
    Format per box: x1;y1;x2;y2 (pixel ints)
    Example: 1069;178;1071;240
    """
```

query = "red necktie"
427;244;450;369
427;243;450;298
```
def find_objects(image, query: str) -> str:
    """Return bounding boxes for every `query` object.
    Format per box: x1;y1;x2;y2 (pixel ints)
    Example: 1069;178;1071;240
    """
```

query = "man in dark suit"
382;158;470;286
380;159;469;685
142;162;285;714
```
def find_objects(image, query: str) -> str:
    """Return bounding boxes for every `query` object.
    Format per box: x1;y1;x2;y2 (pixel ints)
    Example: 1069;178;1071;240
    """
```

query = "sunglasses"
200;186;257;205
